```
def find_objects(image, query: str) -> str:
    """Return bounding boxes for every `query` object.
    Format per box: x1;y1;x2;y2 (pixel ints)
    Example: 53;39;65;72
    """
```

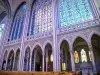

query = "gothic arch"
91;33;100;70
72;35;88;47
32;43;43;53
58;37;71;50
43;40;53;52
14;48;20;70
60;40;72;71
6;50;14;70
31;44;43;71
13;2;26;21
44;42;53;71
9;2;27;41
89;31;100;43
73;37;92;71
25;45;31;53
24;46;31;71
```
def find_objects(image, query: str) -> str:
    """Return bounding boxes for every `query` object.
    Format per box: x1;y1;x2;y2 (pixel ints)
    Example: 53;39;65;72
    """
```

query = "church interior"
0;0;100;75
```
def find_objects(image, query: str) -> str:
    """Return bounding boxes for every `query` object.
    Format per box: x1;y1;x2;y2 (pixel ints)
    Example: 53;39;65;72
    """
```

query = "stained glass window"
10;3;26;41
74;51;79;63
58;0;94;27
81;49;87;62
0;24;5;40
50;54;53;62
28;0;52;36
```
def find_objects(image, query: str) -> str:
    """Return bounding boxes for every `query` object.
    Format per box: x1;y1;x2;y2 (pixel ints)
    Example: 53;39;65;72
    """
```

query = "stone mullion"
88;42;96;71
10;18;17;41
29;52;32;71
12;55;15;70
34;50;37;71
42;52;44;72
29;11;33;36
13;18;18;40
69;45;75;71
17;17;22;39
46;49;48;71
89;0;99;19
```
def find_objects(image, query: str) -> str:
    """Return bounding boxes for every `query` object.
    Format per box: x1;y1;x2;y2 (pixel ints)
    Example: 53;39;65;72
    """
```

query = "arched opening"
91;34;100;70
31;45;42;71
44;43;53;71
6;50;14;70
24;47;30;71
60;40;72;71
2;51;8;70
27;0;52;36
9;2;26;41
14;49;20;70
73;37;92;72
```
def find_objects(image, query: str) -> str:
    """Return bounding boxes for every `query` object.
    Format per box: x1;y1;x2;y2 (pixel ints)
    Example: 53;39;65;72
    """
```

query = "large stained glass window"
0;24;5;40
10;3;26;41
81;49;87;62
58;0;94;27
28;0;52;36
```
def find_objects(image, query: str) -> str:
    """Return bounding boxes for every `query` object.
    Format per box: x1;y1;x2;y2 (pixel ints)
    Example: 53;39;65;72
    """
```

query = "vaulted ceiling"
0;0;11;22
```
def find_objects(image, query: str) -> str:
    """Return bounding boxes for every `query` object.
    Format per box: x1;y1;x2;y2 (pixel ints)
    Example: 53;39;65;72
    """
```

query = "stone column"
52;0;58;72
34;51;36;71
29;52;32;71
42;52;44;72
12;55;15;70
5;56;8;70
88;42;96;71
46;50;48;71
69;46;75;71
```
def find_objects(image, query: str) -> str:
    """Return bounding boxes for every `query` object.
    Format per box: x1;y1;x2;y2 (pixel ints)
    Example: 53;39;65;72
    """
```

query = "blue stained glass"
11;19;17;40
10;3;26;41
58;0;94;27
14;18;20;40
31;11;35;35
18;18;24;38
28;0;53;36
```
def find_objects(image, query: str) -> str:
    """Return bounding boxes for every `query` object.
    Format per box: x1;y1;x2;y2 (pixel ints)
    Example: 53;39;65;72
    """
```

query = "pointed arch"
91;33;100;70
44;43;53;71
28;0;53;36
73;37;92;70
24;46;30;71
9;2;27;41
60;40;72;71
14;48;20;70
31;44;42;71
6;50;14;70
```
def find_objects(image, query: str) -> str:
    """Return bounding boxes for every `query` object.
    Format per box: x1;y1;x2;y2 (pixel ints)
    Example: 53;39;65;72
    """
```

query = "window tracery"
10;3;26;40
58;0;94;28
28;0;52;36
